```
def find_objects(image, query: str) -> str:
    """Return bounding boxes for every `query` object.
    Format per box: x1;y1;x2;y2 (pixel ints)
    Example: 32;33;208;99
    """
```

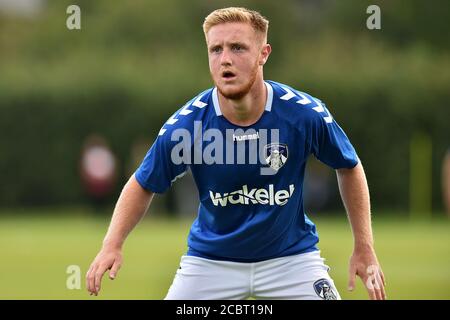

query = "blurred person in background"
80;134;118;210
86;7;385;300
443;148;450;216
304;160;333;213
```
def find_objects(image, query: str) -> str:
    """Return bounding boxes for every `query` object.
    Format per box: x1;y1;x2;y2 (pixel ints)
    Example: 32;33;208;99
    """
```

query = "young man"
86;7;386;300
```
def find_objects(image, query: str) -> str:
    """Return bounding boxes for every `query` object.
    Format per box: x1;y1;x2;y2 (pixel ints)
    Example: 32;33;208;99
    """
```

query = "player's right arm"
86;174;154;296
86;90;206;296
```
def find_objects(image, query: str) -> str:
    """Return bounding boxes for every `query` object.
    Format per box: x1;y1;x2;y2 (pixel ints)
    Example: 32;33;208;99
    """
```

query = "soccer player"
86;7;386;300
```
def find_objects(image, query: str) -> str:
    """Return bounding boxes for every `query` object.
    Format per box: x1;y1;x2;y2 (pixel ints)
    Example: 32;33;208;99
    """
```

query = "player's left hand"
348;246;386;300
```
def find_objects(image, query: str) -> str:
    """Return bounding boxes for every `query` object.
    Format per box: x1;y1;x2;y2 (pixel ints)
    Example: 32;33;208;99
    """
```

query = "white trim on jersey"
212;81;274;116
264;81;274;111
212;87;222;116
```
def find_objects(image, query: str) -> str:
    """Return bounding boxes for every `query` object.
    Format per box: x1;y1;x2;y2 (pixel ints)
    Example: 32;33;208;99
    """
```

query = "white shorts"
165;250;341;300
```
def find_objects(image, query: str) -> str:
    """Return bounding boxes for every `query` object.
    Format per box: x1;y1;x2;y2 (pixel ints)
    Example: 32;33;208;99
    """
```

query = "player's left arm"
336;162;386;300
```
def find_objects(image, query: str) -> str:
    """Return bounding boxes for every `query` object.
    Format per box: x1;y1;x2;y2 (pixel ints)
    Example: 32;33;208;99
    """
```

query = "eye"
210;46;222;54
232;44;243;52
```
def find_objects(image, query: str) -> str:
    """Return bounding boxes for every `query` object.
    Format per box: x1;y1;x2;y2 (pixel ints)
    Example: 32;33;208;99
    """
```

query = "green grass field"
0;209;449;300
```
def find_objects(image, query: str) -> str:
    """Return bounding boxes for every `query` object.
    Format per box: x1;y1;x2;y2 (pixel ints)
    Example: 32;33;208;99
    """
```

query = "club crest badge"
313;279;338;300
264;143;288;171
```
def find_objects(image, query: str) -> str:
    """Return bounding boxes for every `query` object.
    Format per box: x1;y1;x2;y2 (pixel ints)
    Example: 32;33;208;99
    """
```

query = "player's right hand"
86;248;123;296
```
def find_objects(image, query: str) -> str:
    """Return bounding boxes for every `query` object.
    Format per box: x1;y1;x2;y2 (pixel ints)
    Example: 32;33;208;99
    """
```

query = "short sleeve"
134;132;188;193
310;106;359;169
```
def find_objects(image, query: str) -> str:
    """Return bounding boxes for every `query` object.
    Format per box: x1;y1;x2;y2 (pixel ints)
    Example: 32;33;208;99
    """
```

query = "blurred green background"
0;0;449;299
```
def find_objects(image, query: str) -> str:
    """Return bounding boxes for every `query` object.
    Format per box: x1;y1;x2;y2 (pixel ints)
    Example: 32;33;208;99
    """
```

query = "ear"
259;44;272;66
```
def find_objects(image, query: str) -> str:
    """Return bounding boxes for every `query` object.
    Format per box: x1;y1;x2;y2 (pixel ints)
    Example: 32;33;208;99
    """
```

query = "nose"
220;48;232;66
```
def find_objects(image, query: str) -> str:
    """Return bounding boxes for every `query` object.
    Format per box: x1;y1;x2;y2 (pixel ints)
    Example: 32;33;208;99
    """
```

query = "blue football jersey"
135;81;359;262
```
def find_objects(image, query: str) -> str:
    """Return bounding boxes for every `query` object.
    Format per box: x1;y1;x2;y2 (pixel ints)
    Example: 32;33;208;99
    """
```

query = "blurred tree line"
0;0;448;213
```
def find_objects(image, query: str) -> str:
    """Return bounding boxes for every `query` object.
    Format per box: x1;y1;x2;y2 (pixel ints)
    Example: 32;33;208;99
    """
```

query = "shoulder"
268;80;333;125
157;88;215;138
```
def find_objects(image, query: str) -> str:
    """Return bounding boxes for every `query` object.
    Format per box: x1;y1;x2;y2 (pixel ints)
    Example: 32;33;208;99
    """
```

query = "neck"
218;77;267;127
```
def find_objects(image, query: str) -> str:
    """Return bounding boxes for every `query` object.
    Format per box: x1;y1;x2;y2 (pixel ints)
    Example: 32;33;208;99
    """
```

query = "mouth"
221;71;236;80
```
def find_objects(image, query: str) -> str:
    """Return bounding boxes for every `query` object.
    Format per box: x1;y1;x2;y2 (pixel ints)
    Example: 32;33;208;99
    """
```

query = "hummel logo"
209;184;295;207
233;132;260;142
